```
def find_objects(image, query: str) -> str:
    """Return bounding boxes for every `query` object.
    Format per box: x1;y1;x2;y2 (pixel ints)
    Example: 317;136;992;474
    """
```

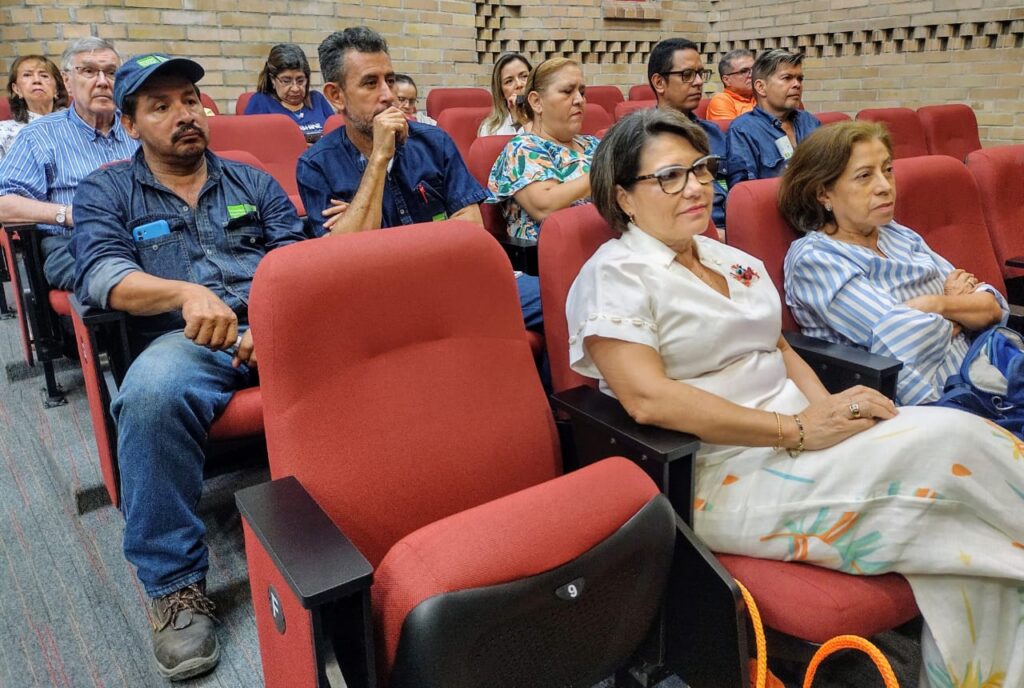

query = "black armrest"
69;294;133;386
235;476;373;609
1005;255;1024;269
783;331;902;398
1007;304;1024;333
497;235;538;276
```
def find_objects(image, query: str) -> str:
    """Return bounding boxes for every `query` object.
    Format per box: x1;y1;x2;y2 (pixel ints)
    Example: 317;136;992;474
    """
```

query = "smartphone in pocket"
133;219;171;242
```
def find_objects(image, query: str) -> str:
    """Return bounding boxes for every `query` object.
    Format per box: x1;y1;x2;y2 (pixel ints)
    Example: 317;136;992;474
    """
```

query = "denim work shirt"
297;121;487;235
73;149;307;339
0;106;139;235
688;112;729;229
725;106;820;188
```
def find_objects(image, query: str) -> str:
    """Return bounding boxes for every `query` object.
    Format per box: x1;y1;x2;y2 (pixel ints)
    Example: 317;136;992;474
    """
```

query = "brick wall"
1;0;1021;144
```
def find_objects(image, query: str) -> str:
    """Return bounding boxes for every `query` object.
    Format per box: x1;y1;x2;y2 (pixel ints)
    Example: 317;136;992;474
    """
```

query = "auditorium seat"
615;99;656;121
199;92;220;115
629;83;655;101
695;97;710;119
424;86;490;119
917;103;982;161
814;111;851;126
322;112;346;135
0;227;32;366
466;134;513;240
966;145;1024;290
856;108;929;159
0;98;10;120
208;113;307;215
435;106;491;162
237;220;746;688
709;119;730;133
234;90;256;115
580;104;612;136
584;84;624;119
539;202;917;655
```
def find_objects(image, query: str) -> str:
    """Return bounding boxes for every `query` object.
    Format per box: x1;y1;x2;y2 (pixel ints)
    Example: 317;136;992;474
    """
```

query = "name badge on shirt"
774;135;795;160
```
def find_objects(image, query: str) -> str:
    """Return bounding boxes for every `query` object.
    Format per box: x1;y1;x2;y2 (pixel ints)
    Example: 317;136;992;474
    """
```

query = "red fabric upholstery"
199;92;220;115
374;457;658;677
234;91;255;115
217;149;269;173
615;99;655;121
1;229;33;366
918;103;982;161
717;555;917;643
724;178;801;332
695;97;709;120
322;113;346;135
893;155;1006;296
249;221;561;567
48;289;71;316
467;135;513;238
209;386;264;441
434;106;491;163
856;108;929;159
628;84;655;101
584;85;624;120
208;114;307;216
580;105;613;136
709;119;730;133
966;145;1024;281
424;87;490;119
814;111;851;126
0;98;10;121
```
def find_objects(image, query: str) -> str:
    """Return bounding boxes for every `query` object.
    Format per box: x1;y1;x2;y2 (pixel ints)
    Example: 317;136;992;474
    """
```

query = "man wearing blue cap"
73;53;306;681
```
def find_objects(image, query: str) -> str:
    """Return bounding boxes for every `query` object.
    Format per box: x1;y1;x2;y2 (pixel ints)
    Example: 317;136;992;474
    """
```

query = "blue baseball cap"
114;53;205;111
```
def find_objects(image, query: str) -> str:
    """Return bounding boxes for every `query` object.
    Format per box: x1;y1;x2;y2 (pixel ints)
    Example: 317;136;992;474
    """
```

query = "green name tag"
227;203;257;219
432;211;448;222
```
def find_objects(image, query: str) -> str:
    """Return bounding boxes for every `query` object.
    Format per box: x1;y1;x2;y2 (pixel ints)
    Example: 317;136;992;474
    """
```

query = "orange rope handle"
734;579;768;688
802;635;900;688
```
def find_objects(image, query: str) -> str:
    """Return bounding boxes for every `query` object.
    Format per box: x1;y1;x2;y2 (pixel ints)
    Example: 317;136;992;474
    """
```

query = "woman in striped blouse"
781;121;1006;407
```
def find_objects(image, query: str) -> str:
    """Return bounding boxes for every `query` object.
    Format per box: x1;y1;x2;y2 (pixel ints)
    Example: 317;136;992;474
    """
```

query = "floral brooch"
729;263;760;287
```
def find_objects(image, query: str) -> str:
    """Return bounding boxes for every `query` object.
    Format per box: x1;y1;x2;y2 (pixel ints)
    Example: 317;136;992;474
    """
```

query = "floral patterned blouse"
487;132;600;240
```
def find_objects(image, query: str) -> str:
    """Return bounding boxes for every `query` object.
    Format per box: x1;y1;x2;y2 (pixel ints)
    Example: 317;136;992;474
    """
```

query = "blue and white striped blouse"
783;221;1008;406
0;106;138;235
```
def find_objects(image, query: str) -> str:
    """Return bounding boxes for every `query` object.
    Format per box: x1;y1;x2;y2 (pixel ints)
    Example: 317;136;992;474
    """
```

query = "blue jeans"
516;273;543;331
111;330;256;598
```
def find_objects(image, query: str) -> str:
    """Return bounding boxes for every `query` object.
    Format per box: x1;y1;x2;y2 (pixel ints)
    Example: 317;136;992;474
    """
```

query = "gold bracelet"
771;412;783;451
788;414;805;457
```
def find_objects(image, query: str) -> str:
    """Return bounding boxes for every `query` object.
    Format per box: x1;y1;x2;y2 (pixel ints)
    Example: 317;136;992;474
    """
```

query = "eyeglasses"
73;65;117;81
274;76;308;88
396;96;417;106
661;68;712;84
723;67;753;78
631;155;720;194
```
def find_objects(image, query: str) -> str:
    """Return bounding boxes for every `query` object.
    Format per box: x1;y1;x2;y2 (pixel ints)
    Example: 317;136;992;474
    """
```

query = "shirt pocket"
225;219;266;277
414;176;449;221
130;215;194;283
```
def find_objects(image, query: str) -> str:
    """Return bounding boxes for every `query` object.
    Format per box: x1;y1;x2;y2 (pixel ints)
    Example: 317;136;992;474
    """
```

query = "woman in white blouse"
566;108;1024;688
0;55;68;160
478;53;532;137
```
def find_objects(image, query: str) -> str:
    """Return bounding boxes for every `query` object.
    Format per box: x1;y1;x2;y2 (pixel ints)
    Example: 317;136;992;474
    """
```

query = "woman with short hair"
0;54;68;160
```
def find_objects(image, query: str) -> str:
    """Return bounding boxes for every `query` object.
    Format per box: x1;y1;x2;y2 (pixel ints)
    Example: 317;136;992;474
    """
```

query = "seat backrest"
966;145;1024;280
0;98;11;121
584;85;623;120
709;119;731;133
917;103;982;161
814;111;851;126
893;155;1006;295
580;104;613;136
199;92;220;115
628;83;655;101
424;87;490;119
435;106;491;163
467;134;513;238
724;177;802;332
614;99;655;121
234;90;256;115
249;221;561;566
208;113;307;215
695;97;709;119
217;149;270;173
322;112;346;135
855;108;929;159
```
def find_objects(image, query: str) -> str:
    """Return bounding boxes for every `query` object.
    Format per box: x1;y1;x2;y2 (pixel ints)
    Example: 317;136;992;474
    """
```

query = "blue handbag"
933;326;1024;439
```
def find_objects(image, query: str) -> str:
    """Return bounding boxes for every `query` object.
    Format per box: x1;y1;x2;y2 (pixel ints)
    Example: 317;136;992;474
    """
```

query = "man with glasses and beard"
72;53;306;681
647;38;730;230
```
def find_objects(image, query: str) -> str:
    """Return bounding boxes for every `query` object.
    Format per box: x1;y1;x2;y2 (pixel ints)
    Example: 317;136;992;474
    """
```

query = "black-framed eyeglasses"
631;155;720;194
73;65;117;81
723;67;753;78
661;68;712;84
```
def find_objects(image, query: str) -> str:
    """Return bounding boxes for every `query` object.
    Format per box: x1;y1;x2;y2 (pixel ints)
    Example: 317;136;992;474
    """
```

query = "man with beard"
297;26;542;330
72;53;306;681
725;49;820;188
0;37;138;289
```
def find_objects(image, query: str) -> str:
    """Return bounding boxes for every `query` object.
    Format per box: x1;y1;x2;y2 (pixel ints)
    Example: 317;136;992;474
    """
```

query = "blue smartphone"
133;219;171;242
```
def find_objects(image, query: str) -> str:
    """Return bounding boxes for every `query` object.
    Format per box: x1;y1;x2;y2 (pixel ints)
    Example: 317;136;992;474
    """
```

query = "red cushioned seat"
583;85;623;120
424;87;490;120
434;106;490;163
815;111;851;126
209;386;263;441
322;112;346;136
199;92;220;115
918;103;981;161
856;108;929;159
966;145;1024;283
580;104;612;136
615;99;655;121
48;289;71;316
466;135;513;239
0;227;32;365
628;83;655;101
234;90;255;116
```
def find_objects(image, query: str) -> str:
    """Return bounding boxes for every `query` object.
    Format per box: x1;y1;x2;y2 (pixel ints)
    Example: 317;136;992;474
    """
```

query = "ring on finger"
848;401;861;419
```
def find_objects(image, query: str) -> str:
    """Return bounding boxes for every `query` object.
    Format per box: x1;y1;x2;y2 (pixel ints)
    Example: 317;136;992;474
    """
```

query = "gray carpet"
0;277;920;688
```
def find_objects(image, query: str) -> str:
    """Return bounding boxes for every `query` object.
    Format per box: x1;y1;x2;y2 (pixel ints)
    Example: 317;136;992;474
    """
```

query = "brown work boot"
150;582;220;681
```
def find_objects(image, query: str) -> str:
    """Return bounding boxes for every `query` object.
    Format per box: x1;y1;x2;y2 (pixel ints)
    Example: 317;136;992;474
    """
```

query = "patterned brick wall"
1;0;1021;143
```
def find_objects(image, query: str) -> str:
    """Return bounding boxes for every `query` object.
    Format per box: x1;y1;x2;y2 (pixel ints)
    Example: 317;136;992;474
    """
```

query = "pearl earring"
824;202;832;212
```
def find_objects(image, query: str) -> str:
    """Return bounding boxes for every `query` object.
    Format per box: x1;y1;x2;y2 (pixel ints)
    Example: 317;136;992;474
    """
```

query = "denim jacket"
73;149;306;339
725;106;820;188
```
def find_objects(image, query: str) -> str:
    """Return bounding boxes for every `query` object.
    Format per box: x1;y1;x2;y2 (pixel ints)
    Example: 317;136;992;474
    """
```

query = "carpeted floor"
0;277;921;688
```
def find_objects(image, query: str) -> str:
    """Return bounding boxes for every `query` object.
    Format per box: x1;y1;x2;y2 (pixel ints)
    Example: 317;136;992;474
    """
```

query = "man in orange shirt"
707;49;755;121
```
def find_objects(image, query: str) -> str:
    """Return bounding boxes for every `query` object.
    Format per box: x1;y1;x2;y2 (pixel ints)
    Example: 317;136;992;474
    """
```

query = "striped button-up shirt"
0;106;138;235
784;222;1009;405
